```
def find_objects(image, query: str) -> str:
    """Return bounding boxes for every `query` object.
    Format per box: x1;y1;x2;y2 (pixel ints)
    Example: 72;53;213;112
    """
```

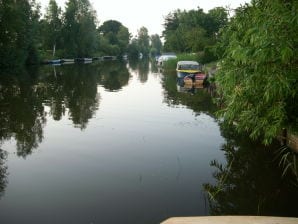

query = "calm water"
0;60;297;223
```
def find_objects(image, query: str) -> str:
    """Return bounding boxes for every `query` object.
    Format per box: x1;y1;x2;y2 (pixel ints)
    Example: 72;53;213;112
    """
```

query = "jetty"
161;216;298;224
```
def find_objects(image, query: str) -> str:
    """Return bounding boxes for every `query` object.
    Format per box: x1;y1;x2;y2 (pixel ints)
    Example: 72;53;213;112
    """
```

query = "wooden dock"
161;216;298;224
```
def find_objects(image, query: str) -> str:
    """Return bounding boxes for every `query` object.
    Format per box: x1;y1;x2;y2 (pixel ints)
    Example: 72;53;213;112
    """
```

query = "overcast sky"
38;0;250;36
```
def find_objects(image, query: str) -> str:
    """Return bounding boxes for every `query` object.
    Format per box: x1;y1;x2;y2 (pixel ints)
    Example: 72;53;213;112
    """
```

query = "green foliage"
126;27;154;59
137;26;150;57
0;0;41;67
216;0;298;144
127;38;139;59
162;7;228;56
62;0;99;57
98;20;130;56
150;34;162;57
41;0;62;56
162;53;201;70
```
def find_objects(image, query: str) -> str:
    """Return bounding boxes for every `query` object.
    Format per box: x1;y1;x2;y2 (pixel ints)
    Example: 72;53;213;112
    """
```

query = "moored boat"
75;58;93;62
194;72;207;85
48;59;61;64
157;53;177;66
176;61;201;78
61;59;75;63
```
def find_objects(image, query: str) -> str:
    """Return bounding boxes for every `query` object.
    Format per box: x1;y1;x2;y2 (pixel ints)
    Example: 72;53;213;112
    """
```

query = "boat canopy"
176;61;200;70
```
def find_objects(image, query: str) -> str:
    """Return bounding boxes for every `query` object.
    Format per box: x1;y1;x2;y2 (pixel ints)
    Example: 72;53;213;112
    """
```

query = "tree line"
0;0;162;67
162;6;228;63
162;0;297;145
0;0;229;68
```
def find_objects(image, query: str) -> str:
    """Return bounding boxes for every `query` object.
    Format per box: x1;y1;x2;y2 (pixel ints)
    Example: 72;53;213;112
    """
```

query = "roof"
177;61;199;65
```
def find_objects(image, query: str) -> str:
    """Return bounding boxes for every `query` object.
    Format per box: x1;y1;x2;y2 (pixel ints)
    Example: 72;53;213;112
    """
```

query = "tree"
137;26;150;57
216;0;298;144
117;26;130;55
127;38;139;59
0;0;41;67
162;7;227;56
98;20;130;56
62;0;98;57
205;7;228;38
43;0;62;57
150;34;162;57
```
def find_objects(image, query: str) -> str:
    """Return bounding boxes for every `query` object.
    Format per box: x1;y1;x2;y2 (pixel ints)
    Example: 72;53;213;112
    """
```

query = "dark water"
0;60;297;223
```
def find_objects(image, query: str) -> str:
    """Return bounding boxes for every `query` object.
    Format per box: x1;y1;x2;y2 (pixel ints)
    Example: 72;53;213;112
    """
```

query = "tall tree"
162;7;227;57
0;0;41;67
62;0;98;57
99;20;130;56
43;0;62;57
127;38;139;59
150;34;162;57
137;26;149;57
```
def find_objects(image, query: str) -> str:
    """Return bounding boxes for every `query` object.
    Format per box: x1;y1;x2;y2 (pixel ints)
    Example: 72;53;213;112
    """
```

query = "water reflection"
0;61;130;155
203;121;298;217
0;69;46;157
127;59;150;83
160;68;298;217
0;149;8;199
40;64;101;129
162;69;217;117
99;60;130;91
137;60;149;83
0;61;297;222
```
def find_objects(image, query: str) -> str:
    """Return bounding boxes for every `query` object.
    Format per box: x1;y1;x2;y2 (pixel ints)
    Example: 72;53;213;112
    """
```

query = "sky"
38;0;250;36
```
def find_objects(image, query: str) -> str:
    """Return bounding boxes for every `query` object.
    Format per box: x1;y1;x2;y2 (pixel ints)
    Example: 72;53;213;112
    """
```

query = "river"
0;60;297;223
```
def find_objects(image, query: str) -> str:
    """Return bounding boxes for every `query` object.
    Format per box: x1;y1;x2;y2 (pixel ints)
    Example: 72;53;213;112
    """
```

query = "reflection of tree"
99;61;130;91
203;122;298;217
0;69;46;157
150;59;159;73
0;149;8;199
42;64;101;130
162;70;217;117
0;63;102;157
137;59;149;83
62;65;100;129
128;58;139;70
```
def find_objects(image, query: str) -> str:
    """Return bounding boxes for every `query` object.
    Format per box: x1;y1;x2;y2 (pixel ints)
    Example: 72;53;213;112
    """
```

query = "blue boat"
49;59;61;64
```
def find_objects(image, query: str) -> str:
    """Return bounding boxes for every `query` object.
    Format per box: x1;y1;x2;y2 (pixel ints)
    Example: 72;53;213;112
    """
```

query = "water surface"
0;60;297;223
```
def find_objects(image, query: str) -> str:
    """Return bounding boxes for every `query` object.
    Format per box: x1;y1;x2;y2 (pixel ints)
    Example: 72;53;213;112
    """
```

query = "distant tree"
137;26;150;57
206;7;228;37
62;0;98;57
162;10;178;52
117;26;130;55
150;34;162;57
99;20;122;44
43;0;62;56
127;38;139;59
162;7;228;59
216;0;298;144
98;20;130;56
